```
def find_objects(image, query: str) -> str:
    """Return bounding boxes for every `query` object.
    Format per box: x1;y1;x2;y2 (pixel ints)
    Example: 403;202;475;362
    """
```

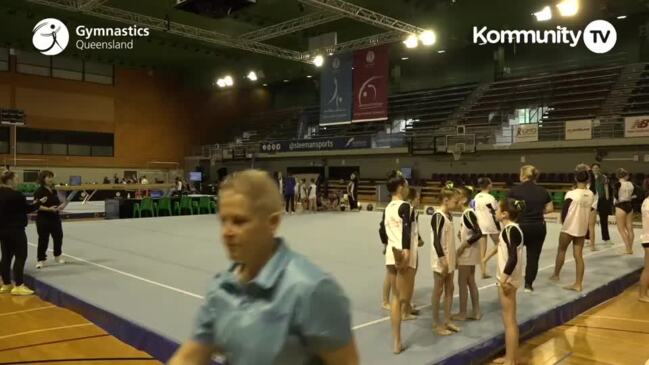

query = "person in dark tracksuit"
0;170;45;296
33;170;66;269
284;174;296;214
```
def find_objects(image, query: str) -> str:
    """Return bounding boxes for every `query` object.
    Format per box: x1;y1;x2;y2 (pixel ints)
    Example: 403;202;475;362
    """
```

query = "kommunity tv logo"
473;19;617;54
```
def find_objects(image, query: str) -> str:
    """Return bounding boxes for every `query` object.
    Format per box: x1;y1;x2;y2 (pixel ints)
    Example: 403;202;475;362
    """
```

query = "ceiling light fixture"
403;34;418;48
556;0;579;17
533;6;552;22
313;54;324;67
419;30;436;46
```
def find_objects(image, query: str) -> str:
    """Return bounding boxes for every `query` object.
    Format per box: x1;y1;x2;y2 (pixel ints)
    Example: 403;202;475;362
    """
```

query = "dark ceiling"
1;0;647;87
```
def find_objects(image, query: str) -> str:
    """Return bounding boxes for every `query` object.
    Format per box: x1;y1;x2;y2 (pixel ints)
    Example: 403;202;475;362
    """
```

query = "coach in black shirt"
508;165;554;292
0;170;45;295
33;170;65;268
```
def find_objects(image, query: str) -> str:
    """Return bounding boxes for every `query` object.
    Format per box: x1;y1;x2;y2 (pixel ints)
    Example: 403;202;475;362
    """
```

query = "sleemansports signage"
260;136;372;153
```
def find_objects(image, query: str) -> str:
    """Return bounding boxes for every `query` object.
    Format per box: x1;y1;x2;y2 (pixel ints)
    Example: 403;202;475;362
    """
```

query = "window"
16;50;50;77
17;128;114;156
391;119;409;133
52;56;83;81
0;127;8;154
84;61;113;85
0;48;8;72
23;170;39;183
12;49;115;85
512;106;549;125
16;128;43;154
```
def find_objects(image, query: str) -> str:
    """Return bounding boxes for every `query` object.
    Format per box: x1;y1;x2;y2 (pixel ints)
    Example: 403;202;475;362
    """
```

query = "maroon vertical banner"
352;44;389;122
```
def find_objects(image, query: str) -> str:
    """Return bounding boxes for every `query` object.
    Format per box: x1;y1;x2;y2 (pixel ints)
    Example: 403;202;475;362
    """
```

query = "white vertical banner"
513;124;538;143
624;116;649;137
565;119;592;140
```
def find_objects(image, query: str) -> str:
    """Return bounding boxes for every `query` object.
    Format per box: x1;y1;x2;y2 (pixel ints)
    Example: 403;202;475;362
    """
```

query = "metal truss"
26;0;423;63
26;0;305;62
239;11;342;41
300;31;402;60
77;0;109;10
298;0;424;34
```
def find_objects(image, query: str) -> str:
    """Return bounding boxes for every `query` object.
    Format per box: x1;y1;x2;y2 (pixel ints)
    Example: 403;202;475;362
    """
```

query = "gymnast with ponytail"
430;181;461;336
494;198;525;365
453;185;482;321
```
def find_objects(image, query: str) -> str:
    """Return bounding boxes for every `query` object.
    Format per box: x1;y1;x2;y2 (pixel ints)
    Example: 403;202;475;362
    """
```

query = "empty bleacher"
463;66;622;126
623;63;649;116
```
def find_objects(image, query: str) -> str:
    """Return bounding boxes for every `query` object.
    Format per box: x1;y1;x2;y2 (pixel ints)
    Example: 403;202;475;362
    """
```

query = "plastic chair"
132;202;141;218
156;197;173;217
552;191;566;206
196;196;215;214
174;196;194;215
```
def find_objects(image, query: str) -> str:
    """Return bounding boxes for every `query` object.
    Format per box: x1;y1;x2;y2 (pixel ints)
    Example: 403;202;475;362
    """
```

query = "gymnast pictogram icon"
32;18;69;56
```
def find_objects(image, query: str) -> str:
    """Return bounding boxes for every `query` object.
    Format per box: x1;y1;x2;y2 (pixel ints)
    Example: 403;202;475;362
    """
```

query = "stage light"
533;6;552;21
557;0;579;17
247;71;258;81
216;79;226;88
313;54;324;67
401;57;409;60
224;75;233;86
419;30;436;46
306;75;313;78
617;15;627;19
438;49;446;54
403;34;418;48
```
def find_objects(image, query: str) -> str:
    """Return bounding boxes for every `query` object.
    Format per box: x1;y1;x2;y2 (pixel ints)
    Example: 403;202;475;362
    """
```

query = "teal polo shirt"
192;239;352;365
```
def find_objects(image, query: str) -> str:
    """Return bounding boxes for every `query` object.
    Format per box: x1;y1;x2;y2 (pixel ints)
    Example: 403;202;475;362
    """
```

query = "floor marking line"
579;315;649;324
0;306;57;317
27;242;205;300
554;351;574;365
0;334;110;353
0;323;94;340
352;244;622;331
559;323;649;335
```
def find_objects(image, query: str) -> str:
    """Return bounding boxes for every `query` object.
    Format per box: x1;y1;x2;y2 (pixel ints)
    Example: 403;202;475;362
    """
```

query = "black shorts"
615;202;633;214
643;242;649;249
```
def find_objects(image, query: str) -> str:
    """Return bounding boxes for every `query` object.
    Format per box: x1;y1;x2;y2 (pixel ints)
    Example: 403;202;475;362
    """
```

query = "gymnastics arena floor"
23;212;645;364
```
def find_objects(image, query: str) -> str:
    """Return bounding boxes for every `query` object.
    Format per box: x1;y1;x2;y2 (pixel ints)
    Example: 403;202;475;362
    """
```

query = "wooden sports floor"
491;283;649;365
0;294;160;365
2;285;647;364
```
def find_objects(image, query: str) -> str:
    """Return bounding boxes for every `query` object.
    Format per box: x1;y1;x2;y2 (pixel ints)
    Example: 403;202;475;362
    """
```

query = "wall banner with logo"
352;45;389;122
565;119;592;140
624;115;649;137
260;136;371;153
320;53;353;126
513;124;538;143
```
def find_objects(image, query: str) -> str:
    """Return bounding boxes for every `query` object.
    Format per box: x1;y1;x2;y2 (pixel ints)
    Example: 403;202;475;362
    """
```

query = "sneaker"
11;285;34;296
36;261;45;269
524;285;534;293
0;285;13;294
54;256;66;264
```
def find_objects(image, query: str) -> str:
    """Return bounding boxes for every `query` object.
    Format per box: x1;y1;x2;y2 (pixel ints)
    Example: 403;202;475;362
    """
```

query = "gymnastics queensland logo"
33;18;69;56
473;19;617;54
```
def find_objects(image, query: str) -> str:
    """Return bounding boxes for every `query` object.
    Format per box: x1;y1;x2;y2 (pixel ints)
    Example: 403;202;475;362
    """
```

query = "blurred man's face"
218;189;279;263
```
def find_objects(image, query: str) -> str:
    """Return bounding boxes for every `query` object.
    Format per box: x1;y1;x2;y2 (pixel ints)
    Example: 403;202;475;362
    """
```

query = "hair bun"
444;181;454;190
513;200;526;210
465;185;475;193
